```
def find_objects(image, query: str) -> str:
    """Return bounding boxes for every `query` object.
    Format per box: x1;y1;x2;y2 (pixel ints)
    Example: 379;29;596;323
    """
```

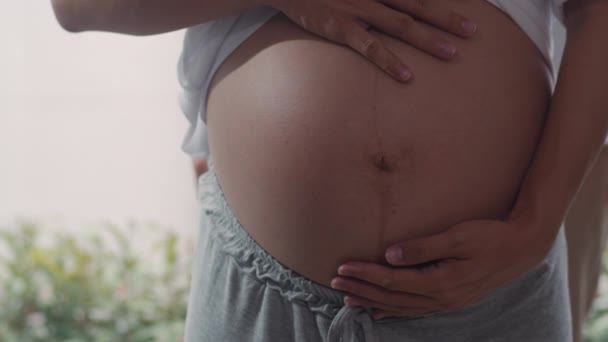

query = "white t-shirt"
177;1;571;159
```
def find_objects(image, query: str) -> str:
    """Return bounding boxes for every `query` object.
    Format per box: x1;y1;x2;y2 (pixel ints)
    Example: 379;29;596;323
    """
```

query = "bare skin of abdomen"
206;0;551;288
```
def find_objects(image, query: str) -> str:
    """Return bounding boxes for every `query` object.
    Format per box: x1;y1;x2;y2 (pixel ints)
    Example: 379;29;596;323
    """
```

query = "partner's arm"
50;0;476;81
50;0;269;34
508;0;608;257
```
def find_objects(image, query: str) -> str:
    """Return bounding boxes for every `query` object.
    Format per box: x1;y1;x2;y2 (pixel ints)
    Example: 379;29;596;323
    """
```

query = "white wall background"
0;2;200;235
0;2;567;235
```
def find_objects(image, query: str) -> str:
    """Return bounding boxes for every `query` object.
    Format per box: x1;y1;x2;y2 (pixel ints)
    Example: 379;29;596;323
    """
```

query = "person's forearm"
51;0;274;35
508;1;608;250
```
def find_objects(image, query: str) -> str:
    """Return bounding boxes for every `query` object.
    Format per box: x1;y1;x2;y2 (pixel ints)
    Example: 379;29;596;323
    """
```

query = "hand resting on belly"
206;0;552;288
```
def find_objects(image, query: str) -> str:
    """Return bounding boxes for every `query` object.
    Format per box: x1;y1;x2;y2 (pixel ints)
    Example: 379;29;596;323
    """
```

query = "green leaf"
0;220;191;341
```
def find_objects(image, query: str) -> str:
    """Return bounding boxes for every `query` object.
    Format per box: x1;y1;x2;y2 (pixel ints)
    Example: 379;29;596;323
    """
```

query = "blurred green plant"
0;220;191;342
584;249;608;342
3;219;608;341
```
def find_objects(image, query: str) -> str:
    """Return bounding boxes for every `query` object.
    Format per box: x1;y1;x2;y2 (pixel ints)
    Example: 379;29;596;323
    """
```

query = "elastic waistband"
197;157;348;319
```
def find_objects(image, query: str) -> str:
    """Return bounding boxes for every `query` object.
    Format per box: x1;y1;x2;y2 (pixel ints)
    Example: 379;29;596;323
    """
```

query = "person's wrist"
507;186;567;233
506;204;562;265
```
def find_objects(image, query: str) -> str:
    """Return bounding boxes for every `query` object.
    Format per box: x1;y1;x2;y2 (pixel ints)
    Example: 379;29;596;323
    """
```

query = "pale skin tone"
53;0;608;320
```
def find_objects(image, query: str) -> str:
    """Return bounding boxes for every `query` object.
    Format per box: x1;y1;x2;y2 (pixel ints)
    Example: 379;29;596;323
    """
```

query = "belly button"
371;153;394;173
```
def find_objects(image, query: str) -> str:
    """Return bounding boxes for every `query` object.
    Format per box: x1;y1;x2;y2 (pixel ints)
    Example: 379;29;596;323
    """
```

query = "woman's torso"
205;0;551;287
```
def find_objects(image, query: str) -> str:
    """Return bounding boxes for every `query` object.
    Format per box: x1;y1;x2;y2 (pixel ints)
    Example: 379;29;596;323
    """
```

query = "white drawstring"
327;305;378;342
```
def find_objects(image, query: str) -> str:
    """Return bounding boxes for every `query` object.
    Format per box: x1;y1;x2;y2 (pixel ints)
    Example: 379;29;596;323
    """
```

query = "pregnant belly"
206;0;551;287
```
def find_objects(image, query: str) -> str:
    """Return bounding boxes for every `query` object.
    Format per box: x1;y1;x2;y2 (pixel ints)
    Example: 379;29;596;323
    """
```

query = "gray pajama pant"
184;157;572;341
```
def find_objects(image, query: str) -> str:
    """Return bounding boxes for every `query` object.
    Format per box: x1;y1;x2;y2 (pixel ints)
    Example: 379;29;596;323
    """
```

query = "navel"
371;152;395;173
